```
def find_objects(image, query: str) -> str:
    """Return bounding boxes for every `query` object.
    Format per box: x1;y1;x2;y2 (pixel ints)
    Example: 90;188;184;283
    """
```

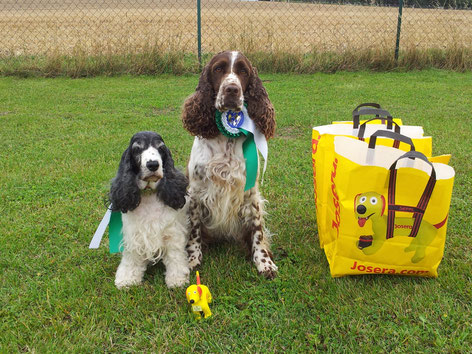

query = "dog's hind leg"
115;251;147;289
242;189;278;279
411;246;427;263
404;240;416;253
406;223;436;263
187;196;203;270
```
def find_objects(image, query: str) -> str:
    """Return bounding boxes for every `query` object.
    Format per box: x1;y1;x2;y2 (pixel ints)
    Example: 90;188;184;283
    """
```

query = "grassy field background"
1;70;471;351
2;0;471;54
1;0;471;74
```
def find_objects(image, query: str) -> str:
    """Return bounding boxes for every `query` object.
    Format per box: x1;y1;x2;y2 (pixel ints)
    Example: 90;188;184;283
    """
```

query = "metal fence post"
197;0;202;67
395;0;404;61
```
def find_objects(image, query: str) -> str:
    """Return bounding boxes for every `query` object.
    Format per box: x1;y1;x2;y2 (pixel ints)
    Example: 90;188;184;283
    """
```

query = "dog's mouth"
357;213;374;227
139;174;163;191
143;175;162;183
222;100;242;112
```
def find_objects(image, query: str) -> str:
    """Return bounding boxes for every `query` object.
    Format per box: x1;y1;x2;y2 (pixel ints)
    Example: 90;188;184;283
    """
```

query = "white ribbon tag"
89;207;111;249
240;106;269;182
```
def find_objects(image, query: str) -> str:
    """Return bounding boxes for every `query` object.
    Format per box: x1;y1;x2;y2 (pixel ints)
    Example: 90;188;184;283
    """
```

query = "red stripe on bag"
410;173;436;237
387;153;437;240
386;168;397;239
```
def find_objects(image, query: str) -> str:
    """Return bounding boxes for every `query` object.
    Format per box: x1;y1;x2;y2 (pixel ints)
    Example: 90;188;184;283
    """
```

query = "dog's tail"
434;214;448;229
196;271;202;296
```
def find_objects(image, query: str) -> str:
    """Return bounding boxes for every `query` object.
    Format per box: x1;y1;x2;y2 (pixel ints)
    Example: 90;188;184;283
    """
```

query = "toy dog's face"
354;192;385;227
186;284;202;304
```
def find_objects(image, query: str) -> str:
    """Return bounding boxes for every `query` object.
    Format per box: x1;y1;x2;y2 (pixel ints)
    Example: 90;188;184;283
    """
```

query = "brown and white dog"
182;51;278;278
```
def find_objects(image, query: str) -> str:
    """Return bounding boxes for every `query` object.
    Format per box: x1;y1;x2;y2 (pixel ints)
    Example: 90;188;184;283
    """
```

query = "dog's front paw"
165;270;190;288
253;248;278;279
259;265;278;280
115;261;146;289
115;276;143;289
255;259;278;280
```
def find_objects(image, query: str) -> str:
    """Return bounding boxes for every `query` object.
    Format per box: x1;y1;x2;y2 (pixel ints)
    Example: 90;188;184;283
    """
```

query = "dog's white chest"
126;194;168;222
121;194;177;259
189;135;244;167
188;136;250;236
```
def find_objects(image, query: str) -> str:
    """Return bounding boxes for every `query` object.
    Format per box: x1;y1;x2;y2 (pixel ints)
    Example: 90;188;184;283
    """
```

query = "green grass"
1;71;471;352
1;46;471;78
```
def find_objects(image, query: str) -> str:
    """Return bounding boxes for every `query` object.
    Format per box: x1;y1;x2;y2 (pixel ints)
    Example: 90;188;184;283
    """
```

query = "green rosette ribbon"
109;211;124;253
215;108;258;191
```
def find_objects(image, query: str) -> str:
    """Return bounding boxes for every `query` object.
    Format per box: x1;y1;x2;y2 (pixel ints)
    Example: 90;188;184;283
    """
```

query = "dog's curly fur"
109;131;190;289
182;52;275;140
110;134;188;213
182;51;278;279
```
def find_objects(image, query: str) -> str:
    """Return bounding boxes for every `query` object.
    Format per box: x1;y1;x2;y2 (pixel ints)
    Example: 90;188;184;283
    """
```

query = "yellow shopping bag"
323;135;454;277
312;123;432;249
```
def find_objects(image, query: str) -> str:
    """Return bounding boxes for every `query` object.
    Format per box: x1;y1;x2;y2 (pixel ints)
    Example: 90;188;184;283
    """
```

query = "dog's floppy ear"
197;286;202;297
109;147;141;213
244;66;276;140
157;145;188;210
380;195;386;216
182;64;220;139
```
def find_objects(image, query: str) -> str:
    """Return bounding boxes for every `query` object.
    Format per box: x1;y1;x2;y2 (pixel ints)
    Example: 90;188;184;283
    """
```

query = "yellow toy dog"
186;271;212;319
355;192;447;263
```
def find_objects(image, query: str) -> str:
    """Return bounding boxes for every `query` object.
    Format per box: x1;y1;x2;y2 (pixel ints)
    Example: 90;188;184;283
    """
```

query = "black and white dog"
109;131;190;289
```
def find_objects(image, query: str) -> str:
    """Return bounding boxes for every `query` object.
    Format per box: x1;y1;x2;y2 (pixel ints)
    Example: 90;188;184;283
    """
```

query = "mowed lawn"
0;71;471;352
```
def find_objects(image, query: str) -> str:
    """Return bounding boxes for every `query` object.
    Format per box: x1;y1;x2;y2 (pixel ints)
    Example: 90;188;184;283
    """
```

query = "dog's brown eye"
214;67;222;73
240;68;248;75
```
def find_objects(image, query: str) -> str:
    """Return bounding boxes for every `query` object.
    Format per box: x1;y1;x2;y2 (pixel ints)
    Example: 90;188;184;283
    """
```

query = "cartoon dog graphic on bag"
354;192;448;263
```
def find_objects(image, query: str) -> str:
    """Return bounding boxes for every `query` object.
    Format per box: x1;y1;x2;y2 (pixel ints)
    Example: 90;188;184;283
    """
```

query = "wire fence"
0;0;471;61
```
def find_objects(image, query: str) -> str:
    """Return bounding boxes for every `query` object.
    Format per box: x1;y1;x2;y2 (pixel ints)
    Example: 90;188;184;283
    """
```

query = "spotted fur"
182;52;277;278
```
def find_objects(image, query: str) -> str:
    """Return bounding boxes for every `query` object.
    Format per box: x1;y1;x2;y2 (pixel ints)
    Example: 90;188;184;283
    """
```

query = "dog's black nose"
225;84;240;96
189;300;195;304
357;205;367;215
146;160;159;172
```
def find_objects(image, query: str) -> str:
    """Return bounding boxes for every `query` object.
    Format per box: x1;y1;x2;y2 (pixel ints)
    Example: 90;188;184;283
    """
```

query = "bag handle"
358;117;402;147
368;130;415;151
352;106;393;129
352;102;382;112
386;151;437;239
